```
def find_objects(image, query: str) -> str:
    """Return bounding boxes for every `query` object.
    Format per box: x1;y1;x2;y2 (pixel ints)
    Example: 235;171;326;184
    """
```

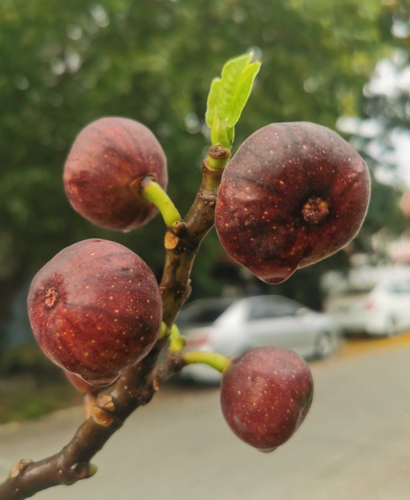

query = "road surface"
1;339;410;500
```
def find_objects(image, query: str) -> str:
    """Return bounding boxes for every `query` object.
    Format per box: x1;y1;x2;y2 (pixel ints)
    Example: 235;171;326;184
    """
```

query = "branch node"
209;145;231;161
70;462;97;482
96;395;116;413
172;221;188;236
164;232;179;250
198;187;218;205
10;459;33;478
92;406;115;427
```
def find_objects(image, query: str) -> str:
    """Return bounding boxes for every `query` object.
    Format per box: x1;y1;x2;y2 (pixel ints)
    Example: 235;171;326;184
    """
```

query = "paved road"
1;342;410;500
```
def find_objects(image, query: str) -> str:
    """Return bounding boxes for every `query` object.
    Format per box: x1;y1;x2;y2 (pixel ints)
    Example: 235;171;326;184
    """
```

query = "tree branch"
0;147;228;500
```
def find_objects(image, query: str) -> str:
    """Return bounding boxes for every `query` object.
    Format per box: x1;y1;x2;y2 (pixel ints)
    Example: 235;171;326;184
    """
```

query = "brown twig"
0;147;228;500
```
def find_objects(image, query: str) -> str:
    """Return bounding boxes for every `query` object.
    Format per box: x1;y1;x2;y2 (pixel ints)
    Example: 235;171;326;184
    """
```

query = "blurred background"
1;0;410;498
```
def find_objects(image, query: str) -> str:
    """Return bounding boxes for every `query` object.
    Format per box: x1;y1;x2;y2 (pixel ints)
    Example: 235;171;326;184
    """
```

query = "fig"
27;239;162;387
215;122;370;283
64;117;168;232
221;347;313;452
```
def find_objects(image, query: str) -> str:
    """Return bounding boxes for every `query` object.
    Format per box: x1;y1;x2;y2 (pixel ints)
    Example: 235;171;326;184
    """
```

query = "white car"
177;295;340;383
325;278;410;336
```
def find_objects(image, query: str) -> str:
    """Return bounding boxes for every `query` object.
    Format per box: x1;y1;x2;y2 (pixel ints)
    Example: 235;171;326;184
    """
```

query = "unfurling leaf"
205;52;261;148
205;78;222;129
224;61;261;128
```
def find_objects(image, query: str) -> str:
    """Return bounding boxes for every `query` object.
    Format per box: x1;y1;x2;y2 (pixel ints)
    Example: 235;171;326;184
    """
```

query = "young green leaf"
205;52;261;150
219;54;252;121
224;61;261;128
205;78;222;129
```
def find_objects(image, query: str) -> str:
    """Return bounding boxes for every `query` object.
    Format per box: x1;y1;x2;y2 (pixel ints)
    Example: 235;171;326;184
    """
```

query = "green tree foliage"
0;0;397;319
337;0;410;246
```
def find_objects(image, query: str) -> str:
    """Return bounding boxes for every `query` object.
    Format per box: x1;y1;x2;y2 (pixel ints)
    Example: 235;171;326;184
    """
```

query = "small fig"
28;239;162;387
64;117;168;232
215;122;370;283
221;347;313;452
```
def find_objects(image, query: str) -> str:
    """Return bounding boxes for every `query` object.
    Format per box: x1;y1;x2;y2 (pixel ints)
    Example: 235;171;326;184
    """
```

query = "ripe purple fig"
64;117;168;232
221;347;313;452
215;122;370;284
28;239;162;387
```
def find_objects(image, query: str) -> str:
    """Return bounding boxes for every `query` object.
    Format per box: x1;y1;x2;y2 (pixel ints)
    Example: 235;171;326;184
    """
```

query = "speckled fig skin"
221;347;313;452
215;122;370;284
27;239;162;387
64;370;99;395
64;117;168;232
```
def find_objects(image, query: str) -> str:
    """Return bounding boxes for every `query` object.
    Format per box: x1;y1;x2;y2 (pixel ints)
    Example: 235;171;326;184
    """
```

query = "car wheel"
314;332;336;359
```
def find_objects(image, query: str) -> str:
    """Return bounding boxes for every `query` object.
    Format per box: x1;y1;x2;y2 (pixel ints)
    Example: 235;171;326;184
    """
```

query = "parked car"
177;295;341;383
324;277;410;336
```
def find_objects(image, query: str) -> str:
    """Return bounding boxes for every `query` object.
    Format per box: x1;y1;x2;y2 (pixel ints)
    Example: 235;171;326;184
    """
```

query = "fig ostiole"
28;239;162;387
216;122;370;284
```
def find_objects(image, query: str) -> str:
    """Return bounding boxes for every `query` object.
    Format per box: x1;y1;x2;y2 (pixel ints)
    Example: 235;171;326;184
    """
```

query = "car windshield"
176;298;236;326
247;297;303;320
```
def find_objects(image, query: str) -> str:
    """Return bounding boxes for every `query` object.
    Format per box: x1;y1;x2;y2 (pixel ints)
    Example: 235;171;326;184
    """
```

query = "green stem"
206;155;229;169
158;322;168;339
141;178;182;227
169;324;180;341
206;145;231;170
168;324;186;352
183;351;230;373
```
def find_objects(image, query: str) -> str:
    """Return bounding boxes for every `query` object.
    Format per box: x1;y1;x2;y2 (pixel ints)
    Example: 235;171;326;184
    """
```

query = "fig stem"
158;322;168;339
168;324;186;353
141;178;182;227
169;323;180;340
182;351;230;373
